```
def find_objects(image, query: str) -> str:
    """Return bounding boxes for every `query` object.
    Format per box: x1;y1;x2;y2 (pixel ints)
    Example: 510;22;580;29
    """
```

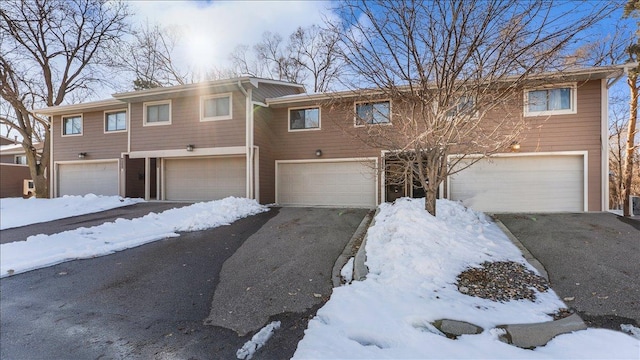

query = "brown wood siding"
0;164;31;197
0;154;17;164
254;107;275;204
518;80;603;211
253;83;303;103
52;106;128;162
129;90;246;151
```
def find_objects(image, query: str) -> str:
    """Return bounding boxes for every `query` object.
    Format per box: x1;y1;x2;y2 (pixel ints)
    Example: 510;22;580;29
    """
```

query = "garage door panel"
277;161;376;208
164;157;245;201
58;161;119;196
449;155;583;213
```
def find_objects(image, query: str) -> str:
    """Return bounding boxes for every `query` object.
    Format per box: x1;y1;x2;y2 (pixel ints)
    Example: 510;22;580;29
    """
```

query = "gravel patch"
456;261;550;302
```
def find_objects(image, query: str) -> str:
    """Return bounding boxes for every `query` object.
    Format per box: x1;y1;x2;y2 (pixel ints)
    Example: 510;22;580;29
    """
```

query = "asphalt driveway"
0;206;368;359
495;212;640;331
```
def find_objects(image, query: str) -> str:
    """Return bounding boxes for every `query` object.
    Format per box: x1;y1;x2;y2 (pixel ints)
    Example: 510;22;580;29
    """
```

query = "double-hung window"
62;115;83;136
446;96;476;119
144;101;171;125
525;84;576;116
289;107;320;131
355;100;391;126
201;93;232;121
105;110;127;132
15;155;27;165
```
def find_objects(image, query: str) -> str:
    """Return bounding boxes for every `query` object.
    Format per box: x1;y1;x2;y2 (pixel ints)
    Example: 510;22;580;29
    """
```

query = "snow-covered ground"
0;194;144;230
0;197;268;277
293;198;640;359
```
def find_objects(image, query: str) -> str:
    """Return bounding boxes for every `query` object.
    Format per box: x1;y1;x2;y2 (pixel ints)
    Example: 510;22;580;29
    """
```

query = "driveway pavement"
0;206;368;359
495;212;640;331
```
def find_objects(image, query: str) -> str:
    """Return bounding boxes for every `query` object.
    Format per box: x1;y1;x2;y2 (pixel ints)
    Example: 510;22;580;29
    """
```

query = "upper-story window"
15;155;27;165
524;84;576;116
355;100;391;126
289;107;320;131
62;115;83;136
105;110;127;133
446;96;476;118
201;93;232;121
144;100;171;126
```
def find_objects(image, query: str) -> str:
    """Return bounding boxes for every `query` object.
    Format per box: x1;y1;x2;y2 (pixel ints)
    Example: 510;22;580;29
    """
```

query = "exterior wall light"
510;141;521;152
78;152;87;159
186;144;195;152
315;149;322;157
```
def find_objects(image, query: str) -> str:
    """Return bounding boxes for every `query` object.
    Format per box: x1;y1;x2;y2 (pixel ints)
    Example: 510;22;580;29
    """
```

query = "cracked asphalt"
0;205;367;359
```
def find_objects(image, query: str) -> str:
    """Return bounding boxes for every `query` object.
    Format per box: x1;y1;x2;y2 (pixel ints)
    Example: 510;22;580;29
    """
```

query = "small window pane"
549;88;571;110
63;116;82;135
15;155;27;165
528;90;547;112
106;111;126;131
147;103;170;123
289;108;319;130
204;96;231;118
357;101;390;125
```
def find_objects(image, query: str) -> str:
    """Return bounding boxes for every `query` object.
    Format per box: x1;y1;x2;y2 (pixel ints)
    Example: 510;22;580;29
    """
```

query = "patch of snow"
340;257;354;284
236;321;281;360
621;324;640;339
293;198;640;359
0;197;268;277
0;194;144;230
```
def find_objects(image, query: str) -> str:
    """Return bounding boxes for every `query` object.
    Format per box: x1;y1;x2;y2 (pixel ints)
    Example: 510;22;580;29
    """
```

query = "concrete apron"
204;207;368;336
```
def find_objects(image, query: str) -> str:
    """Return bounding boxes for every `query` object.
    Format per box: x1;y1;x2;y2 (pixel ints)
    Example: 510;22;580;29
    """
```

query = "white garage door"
277;160;377;208
164;156;246;201
449;155;584;213
58;161;119;196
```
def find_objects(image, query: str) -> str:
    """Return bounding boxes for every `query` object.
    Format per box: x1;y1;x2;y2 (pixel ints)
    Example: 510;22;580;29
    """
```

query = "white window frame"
354;100;392;127
288;106;321;132
200;93;233;121
14;155;27;165
104;109;128;134
524;83;577;117
61;114;83;137
143;100;172;126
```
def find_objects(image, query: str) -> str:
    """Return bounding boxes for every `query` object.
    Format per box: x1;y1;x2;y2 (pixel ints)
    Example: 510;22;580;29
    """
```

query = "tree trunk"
623;74;638;216
424;186;437;216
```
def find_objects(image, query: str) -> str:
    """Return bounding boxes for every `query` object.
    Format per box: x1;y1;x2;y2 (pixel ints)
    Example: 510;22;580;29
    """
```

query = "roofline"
112;77;305;101
266;65;626;105
33;99;124;116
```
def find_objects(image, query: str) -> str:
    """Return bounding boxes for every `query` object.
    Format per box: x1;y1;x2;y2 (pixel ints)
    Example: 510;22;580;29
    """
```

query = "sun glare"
184;29;218;74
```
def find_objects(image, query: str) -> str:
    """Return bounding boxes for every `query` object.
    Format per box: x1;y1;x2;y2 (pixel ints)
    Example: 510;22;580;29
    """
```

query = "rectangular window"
14;155;27;165
525;85;576;116
355;100;391;126
446;96;476;118
105;110;127;132
144;101;171;125
62;115;82;136
201;94;232;121
289;107;320;131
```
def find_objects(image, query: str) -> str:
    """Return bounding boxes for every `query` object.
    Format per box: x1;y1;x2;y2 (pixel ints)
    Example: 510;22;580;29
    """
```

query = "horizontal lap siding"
254;107;275;204
518;80;602;211
129;90;246;152
0;164;31;197
52;106;128;161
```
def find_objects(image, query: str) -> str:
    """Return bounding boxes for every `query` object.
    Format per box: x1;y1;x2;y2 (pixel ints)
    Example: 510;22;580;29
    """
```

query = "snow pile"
621;324;640;340
1;197;268;277
293;198;640;359
340;257;354;284
236;321;281;360
0;194;144;230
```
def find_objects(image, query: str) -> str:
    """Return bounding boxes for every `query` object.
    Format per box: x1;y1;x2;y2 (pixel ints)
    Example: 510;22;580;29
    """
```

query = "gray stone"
433;319;484;338
497;313;587;349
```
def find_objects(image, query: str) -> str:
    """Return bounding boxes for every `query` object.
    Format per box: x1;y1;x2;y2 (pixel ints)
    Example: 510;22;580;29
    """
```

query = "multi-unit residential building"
34;66;623;213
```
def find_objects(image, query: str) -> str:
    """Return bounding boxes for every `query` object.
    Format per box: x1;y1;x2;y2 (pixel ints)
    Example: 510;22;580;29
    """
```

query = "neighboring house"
0;136;42;197
34;67;623;213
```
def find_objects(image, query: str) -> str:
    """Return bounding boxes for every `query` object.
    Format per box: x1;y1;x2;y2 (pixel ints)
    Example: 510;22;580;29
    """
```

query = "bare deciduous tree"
230;25;343;92
623;0;640;216
327;0;618;215
0;0;129;197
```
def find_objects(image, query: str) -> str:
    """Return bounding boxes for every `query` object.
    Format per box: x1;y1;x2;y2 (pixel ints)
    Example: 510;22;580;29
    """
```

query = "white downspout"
49;115;55;198
237;81;253;199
